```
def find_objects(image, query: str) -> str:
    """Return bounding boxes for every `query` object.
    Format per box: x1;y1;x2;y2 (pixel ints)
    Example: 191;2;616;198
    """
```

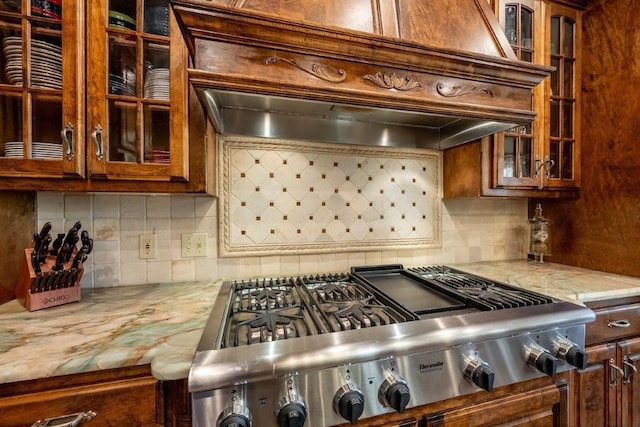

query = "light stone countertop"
2;260;640;386
0;280;222;385
453;260;640;303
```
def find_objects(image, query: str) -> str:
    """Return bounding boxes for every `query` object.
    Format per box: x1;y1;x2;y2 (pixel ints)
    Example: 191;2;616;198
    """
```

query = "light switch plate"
182;233;208;257
139;234;156;259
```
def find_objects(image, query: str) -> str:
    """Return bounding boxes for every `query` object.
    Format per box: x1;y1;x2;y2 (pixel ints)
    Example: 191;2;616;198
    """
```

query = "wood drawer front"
0;375;161;427
586;303;640;345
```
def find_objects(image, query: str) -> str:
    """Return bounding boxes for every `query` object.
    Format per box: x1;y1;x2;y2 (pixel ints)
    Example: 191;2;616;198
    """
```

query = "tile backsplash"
219;136;441;256
36;141;528;288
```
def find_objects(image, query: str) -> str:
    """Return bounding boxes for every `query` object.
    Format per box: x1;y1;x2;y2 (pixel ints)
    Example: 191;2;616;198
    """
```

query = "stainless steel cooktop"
190;265;595;427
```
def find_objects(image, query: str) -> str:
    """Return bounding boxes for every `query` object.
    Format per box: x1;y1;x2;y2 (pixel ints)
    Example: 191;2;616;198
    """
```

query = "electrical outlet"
139;234;156;259
182;233;208;257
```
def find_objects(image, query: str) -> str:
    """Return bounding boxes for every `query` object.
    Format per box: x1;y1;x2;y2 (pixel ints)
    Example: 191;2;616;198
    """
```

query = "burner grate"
301;275;417;332
222;277;321;347
410;266;554;309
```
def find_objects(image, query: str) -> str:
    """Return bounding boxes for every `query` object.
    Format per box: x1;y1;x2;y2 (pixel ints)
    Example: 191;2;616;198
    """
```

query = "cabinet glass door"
0;0;83;178
87;0;187;181
495;1;540;188
546;13;577;187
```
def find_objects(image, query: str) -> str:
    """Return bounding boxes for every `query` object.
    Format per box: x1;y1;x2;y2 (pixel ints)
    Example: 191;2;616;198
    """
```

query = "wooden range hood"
171;0;552;149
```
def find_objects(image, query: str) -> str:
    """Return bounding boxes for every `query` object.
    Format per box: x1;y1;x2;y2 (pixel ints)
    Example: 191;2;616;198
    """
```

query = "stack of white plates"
109;73;135;96
3;141;63;159
144;68;169;100
2;36;62;90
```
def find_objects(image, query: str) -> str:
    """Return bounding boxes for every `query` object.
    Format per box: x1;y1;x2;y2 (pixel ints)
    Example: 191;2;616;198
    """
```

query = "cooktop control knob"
217;391;252;427
218;414;251;427
527;345;558;377
379;370;411;413
554;338;589;370
463;357;495;392
275;385;307;427
333;382;365;424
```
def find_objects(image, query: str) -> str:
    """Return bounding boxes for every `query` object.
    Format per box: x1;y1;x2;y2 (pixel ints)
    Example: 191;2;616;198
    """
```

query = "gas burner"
238;307;303;331
235;306;305;344
312;281;361;301
316;297;403;330
333;298;389;329
248;288;286;309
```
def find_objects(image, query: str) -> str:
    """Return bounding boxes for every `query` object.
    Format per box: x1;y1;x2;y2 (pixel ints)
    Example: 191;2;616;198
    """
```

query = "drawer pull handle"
31;411;96;427
608;319;631;328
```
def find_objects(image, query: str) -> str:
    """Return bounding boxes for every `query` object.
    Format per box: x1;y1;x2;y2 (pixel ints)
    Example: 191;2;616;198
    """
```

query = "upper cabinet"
0;0;84;179
0;0;213;193
444;0;582;198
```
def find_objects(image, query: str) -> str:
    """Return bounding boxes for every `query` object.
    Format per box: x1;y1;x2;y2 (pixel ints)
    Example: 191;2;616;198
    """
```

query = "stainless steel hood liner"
172;0;553;149
202;90;518;149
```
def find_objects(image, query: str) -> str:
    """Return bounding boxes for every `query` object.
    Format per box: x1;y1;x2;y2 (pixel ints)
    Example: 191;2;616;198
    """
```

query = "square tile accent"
219;135;442;257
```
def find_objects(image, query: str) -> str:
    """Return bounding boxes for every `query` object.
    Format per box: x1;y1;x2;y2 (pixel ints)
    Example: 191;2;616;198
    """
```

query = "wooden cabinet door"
86;0;189;183
571;343;618;426
0;366;162;427
493;0;545;190
0;0;85;179
542;1;581;191
618;337;640;427
423;383;561;426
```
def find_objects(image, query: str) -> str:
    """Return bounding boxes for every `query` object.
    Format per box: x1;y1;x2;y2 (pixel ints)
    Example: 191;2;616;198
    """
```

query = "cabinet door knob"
608;319;631;328
60;123;74;160
31;411;96;427
91;124;104;161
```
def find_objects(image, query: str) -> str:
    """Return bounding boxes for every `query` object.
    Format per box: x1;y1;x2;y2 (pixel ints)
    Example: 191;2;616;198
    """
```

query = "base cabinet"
570;298;640;426
0;366;162;427
330;377;568;427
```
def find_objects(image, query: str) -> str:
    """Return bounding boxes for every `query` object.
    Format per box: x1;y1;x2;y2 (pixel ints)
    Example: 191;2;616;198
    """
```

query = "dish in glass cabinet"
108;10;136;31
144;68;169;100
3;141;62;159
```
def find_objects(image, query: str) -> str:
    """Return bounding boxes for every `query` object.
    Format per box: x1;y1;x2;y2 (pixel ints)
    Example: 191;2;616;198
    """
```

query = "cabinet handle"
91;124;104;161
623;356;637;384
534;156;555;188
610;358;624;387
31;411;96;427
608;319;631;328
60;123;74;160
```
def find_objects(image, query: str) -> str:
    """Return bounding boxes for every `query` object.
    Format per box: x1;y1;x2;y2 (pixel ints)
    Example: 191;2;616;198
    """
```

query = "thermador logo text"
419;361;444;372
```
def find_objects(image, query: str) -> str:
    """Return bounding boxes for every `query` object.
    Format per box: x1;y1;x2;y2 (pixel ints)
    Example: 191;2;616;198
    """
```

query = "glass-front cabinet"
444;0;582;198
495;0;581;193
87;0;188;182
546;8;579;189
0;0;195;188
0;0;84;178
494;0;543;189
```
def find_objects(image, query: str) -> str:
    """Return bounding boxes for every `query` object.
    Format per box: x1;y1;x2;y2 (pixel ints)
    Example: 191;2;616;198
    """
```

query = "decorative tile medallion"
219;135;442;257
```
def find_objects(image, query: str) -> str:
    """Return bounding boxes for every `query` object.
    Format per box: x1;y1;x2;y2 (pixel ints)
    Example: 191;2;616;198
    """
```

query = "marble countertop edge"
2;260;640;386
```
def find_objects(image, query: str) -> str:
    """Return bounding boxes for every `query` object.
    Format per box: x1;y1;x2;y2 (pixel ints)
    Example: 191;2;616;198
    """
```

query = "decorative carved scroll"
265;56;347;83
435;83;494;98
363;72;422;91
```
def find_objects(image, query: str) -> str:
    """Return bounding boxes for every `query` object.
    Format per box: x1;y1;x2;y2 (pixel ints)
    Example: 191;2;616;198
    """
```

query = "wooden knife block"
16;248;83;311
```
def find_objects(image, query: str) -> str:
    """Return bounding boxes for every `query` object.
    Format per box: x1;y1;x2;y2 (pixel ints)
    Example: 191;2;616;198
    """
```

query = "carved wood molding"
436;83;494;97
265;56;347;83
363;72;422;91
